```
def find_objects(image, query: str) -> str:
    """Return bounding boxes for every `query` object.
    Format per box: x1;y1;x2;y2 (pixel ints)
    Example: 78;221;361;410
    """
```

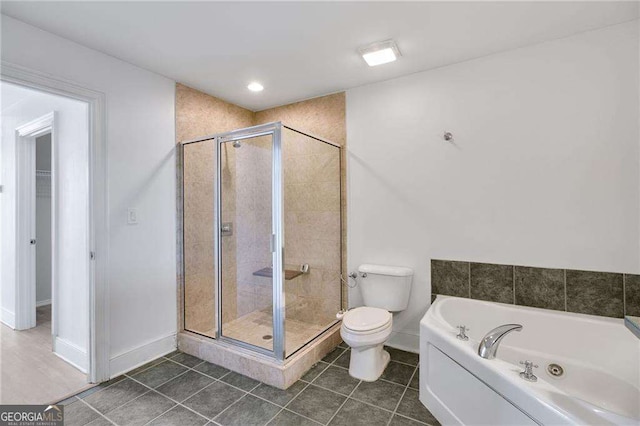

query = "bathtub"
420;296;640;425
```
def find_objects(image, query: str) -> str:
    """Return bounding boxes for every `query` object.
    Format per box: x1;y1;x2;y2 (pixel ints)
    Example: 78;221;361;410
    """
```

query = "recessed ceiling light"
247;82;264;92
359;39;401;67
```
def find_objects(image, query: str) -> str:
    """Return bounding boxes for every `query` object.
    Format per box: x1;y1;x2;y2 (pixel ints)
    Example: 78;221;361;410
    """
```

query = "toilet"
339;264;413;381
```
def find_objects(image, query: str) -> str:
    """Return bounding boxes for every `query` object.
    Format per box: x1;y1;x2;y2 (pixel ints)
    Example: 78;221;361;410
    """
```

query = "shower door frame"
215;122;285;361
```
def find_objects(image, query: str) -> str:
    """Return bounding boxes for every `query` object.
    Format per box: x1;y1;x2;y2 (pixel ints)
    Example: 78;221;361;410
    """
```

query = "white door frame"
15;112;55;331
1;61;109;383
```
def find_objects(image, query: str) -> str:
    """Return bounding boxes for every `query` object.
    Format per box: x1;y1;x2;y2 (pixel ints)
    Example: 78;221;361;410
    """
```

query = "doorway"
0;80;98;404
35;132;53;328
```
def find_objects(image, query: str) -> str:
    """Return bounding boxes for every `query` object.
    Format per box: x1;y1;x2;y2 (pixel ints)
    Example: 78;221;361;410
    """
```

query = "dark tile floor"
59;343;439;426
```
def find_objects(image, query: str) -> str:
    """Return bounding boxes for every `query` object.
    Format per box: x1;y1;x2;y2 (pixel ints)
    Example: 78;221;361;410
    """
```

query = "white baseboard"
36;299;52;307
1;308;16;329
109;333;177;379
54;336;88;373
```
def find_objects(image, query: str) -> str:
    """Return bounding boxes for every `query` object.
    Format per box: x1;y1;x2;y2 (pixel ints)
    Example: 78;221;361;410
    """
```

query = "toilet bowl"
340;306;393;381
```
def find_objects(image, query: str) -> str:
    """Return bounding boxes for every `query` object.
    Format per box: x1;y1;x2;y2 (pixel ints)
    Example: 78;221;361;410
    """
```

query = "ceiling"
1;1;638;111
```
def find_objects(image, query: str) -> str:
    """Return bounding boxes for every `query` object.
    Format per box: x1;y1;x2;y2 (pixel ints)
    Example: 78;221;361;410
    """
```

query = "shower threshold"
178;322;341;389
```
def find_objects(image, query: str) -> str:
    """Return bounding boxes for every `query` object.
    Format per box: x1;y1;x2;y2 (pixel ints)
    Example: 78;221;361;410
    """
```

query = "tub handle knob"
456;325;470;341
519;360;539;382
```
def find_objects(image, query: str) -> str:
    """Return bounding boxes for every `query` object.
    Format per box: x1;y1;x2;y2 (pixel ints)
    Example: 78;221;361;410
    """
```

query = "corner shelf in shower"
253;267;303;280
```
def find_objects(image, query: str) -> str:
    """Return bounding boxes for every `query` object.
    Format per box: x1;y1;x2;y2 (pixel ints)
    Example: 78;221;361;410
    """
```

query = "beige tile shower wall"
254;93;348;313
176;84;254;333
176;84;255;140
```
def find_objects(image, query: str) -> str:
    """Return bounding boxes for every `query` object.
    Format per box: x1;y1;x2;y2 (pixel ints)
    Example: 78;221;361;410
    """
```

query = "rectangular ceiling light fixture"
359;39;401;67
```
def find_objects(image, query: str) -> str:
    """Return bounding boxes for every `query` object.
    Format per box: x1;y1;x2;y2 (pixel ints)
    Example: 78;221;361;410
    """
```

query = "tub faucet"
477;324;523;359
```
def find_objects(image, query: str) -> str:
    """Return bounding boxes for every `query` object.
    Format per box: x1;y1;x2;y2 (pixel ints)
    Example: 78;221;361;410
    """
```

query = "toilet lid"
343;307;391;332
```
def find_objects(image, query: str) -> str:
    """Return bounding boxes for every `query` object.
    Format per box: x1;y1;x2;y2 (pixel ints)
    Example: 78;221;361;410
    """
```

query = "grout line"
191;360;206;369
264;380;315;425
101;389;154;420
153;394;214;423
386;369;415;426
76;398;118;425
267;408;322;425
393;412;430;425
306;381;358;399
142;402;180;426
324;380;360;425
212;393;250;422
623;274;627;316
125;357;181;381
126;373;207;401
126;374;219;423
82;381;154;418
309;377;413;418
331;356;418;372
468;262;471;298
512;265;516;305
216;370;232;381
564;269;568;312
126;367;191;390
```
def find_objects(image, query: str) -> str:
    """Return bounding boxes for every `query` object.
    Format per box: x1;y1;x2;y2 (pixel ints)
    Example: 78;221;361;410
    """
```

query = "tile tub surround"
60;346;435;426
431;259;638;318
178;323;343;390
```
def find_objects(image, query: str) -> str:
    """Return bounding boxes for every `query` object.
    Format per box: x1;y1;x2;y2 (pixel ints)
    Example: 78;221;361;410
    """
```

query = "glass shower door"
218;131;277;353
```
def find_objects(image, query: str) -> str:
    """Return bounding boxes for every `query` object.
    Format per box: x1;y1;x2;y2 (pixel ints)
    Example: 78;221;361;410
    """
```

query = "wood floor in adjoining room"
0;305;90;404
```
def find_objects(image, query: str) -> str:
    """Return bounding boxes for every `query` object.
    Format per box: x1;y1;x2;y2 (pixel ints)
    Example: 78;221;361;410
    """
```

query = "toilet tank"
358;264;414;312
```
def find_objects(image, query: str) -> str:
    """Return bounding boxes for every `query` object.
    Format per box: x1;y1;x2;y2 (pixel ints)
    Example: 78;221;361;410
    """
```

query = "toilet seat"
343;307;392;333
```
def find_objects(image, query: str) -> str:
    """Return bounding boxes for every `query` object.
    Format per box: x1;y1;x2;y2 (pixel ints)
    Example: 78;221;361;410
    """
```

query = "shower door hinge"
90;251;95;260
270;234;276;253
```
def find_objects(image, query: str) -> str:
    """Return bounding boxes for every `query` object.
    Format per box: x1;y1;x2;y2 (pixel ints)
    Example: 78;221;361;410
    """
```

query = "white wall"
1;15;177;376
36;133;52;305
347;21;640;351
1;84;89;369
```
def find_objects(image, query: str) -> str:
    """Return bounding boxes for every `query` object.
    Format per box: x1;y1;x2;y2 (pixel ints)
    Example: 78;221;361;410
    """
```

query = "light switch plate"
127;208;138;225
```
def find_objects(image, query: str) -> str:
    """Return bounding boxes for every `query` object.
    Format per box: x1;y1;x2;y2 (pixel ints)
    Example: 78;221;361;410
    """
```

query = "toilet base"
348;346;390;381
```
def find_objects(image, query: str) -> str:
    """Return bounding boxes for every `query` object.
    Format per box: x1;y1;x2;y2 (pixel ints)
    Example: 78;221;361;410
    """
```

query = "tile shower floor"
220;310;328;356
60;344;440;426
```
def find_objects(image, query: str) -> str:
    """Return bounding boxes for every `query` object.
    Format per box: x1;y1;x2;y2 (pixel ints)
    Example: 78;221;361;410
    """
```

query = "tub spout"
477;324;523;359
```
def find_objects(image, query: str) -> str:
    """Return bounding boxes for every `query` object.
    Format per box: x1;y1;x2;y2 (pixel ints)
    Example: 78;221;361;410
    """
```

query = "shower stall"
180;122;343;361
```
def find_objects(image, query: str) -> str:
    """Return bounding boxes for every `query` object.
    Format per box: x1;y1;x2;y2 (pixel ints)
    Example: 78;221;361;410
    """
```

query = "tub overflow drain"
262;335;273;341
547;363;564;377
